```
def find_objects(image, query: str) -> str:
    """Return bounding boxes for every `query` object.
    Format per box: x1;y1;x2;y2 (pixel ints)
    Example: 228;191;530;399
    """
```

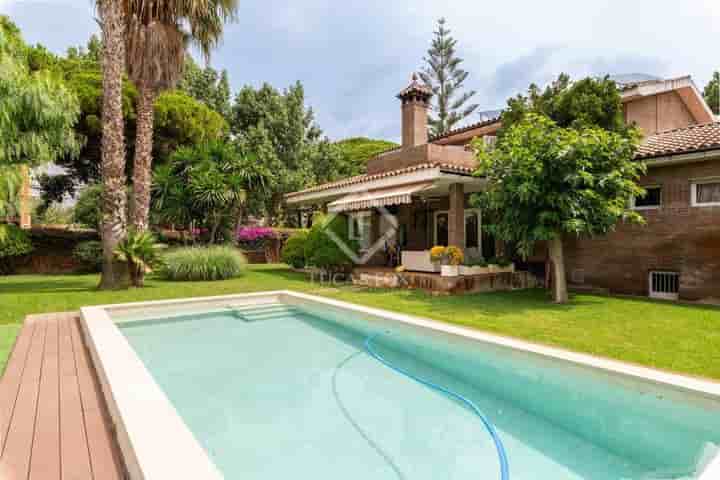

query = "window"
349;211;372;250
433;209;482;250
691;179;720;207
434;212;449;246
648;271;680;300
633;186;662;210
465;212;479;248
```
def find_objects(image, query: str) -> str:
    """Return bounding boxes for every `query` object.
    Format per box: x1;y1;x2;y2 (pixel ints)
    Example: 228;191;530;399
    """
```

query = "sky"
2;0;719;142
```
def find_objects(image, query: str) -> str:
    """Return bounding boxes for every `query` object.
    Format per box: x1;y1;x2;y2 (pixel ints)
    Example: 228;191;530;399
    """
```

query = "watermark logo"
321;202;399;266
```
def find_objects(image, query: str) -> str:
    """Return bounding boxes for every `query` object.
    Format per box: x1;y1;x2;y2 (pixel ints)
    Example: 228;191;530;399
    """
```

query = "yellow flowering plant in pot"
444;246;464;266
430;246;446;264
430;245;464;277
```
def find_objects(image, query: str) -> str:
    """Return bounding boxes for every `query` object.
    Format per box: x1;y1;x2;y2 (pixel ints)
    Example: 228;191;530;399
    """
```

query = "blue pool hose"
364;334;510;480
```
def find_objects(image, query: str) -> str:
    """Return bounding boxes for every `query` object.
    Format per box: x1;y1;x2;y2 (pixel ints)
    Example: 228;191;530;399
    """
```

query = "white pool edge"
81;290;720;480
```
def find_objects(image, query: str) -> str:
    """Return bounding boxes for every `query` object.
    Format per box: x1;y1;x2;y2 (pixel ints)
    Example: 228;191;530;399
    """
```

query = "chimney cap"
397;72;432;101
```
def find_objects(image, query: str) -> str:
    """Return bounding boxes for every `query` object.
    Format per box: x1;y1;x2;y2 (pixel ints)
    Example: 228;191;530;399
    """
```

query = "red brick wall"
564;160;720;300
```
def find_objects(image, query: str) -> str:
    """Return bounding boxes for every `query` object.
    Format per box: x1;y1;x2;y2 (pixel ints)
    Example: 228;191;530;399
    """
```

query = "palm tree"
98;0;129;289
124;0;238;232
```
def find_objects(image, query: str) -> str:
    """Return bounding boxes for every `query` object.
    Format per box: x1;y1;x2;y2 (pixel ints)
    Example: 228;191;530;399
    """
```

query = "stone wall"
12;227;100;274
351;269;541;294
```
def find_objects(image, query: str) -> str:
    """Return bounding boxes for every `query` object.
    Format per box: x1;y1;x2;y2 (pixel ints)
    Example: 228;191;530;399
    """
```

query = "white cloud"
3;0;719;140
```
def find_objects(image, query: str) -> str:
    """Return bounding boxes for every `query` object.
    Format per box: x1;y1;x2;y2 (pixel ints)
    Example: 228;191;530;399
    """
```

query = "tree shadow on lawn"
0;276;163;294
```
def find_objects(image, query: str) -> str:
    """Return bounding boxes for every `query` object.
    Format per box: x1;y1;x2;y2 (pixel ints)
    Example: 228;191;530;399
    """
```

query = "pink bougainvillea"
235;227;277;248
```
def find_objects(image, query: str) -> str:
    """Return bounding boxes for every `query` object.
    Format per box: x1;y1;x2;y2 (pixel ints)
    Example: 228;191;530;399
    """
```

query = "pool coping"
81;290;720;480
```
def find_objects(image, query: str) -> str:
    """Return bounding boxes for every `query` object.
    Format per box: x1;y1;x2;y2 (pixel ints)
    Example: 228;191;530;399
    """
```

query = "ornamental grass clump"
160;246;247;281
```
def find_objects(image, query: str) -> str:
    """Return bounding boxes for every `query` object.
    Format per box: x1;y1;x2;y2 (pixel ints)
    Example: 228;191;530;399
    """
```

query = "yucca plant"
113;229;165;287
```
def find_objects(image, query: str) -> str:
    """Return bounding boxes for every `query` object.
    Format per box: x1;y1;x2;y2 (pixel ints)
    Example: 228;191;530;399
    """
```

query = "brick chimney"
397;73;432;148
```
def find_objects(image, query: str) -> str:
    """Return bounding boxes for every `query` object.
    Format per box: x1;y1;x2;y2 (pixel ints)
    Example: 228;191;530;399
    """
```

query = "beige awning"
328;182;433;213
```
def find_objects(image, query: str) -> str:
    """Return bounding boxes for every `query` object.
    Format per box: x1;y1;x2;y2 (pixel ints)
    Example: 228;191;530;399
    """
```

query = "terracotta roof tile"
429;116;502;143
636;122;720;159
285;163;474;199
289;122;720;201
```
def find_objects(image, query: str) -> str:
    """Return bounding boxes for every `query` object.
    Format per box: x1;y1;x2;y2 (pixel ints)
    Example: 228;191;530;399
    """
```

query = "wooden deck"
0;312;125;480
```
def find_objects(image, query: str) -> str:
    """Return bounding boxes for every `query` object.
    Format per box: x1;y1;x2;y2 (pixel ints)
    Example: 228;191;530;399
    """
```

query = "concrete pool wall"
81;291;720;480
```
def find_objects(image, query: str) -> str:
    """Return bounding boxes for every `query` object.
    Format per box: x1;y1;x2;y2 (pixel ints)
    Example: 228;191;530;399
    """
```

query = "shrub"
236;226;276;250
304;214;357;273
0;224;33;273
496;257;512;267
35;204;74;225
281;230;308;269
114;230;165;287
73;184;102;229
73;240;103;272
160;246;246;281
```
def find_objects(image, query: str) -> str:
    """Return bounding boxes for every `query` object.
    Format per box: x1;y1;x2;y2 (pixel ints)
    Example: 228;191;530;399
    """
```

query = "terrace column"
448;183;465;249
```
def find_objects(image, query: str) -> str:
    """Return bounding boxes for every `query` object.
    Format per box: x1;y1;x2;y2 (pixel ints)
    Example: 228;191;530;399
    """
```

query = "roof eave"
638;147;720;167
285;167;478;206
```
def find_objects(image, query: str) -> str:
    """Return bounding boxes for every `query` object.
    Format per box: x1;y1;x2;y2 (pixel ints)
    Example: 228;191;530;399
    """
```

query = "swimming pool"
82;291;720;479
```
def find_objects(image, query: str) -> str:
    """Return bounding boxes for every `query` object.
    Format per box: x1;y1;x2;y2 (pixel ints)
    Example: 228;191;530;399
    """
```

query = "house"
286;74;720;301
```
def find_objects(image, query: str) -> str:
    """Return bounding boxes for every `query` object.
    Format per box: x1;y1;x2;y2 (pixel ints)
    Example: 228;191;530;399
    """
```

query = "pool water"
117;303;720;479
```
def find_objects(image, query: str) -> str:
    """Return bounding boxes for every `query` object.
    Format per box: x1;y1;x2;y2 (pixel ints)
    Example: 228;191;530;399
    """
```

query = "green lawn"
1;264;719;380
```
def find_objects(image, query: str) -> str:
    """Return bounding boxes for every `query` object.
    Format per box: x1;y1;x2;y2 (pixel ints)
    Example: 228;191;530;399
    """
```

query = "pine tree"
419;18;479;137
703;71;719;115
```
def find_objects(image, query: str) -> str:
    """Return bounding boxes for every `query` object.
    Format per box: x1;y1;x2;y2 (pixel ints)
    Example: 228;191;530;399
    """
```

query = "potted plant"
441;246;464;277
430;246;446;269
496;257;515;273
460;257;490;275
486;256;515;273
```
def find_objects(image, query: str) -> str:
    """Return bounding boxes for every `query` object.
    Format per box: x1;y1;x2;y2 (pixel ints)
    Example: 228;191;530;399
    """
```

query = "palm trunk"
98;0;129;290
548;236;569;303
131;85;156;232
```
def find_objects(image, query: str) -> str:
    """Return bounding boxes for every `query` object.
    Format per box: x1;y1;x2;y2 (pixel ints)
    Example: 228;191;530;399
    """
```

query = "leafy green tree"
334;137;398;176
0;224;33;274
0;166;23;219
703;71;719;115
123;0;238;232
153;91;228;159
178;56;232;118
419;18;478;137
66;34;102;63
36;56;227;206
73;184;104;229
152;141;264;243
501;74;629;136
0;16;80;167
473;113;644;303
230;81;323;222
